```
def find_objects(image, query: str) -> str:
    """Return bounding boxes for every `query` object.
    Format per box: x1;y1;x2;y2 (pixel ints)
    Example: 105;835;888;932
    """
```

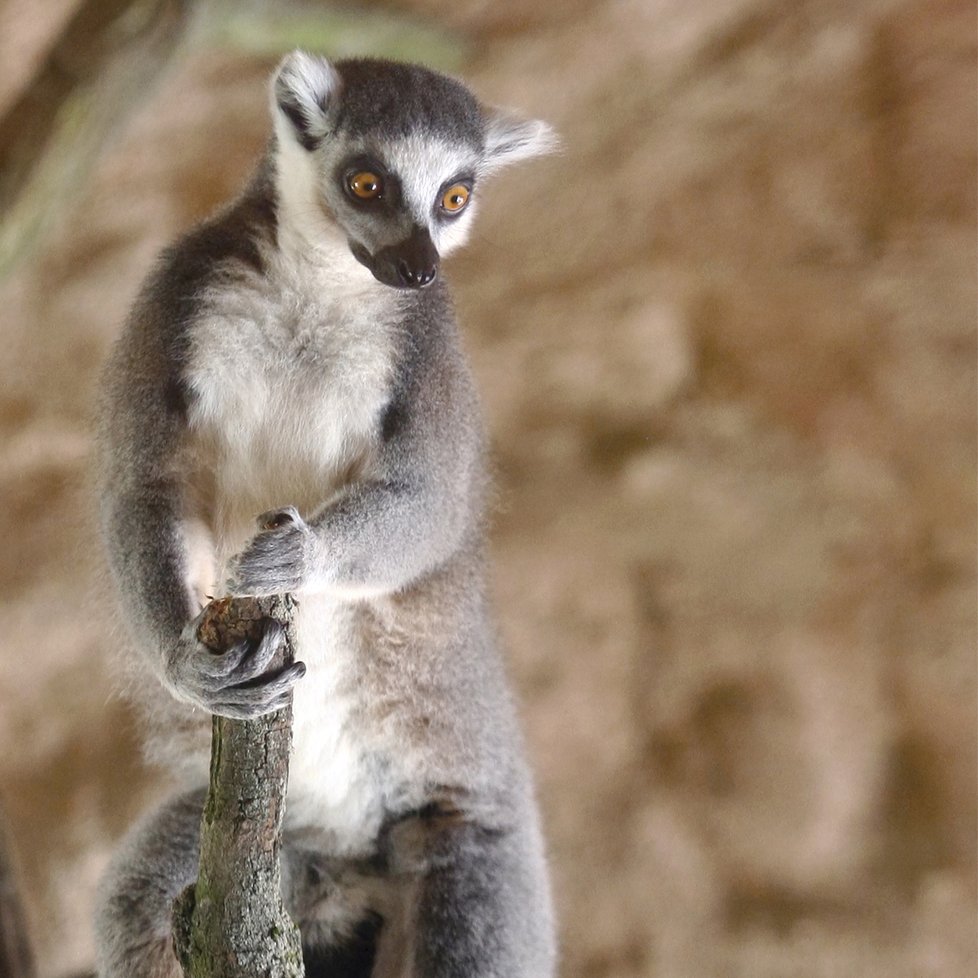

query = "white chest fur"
185;252;399;569
183;251;404;851
287;593;390;850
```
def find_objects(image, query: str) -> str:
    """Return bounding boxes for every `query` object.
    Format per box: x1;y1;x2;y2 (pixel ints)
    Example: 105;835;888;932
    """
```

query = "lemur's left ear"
482;109;559;172
272;51;340;151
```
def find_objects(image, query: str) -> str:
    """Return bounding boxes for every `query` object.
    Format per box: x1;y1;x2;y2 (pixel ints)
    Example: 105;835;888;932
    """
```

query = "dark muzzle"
355;227;439;290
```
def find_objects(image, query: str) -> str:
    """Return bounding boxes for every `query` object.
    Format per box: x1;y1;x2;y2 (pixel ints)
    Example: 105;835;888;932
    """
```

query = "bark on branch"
172;595;304;978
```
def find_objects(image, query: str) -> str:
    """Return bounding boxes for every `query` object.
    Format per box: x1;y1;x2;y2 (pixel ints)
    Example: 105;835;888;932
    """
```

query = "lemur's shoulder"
141;156;278;326
108;157;278;417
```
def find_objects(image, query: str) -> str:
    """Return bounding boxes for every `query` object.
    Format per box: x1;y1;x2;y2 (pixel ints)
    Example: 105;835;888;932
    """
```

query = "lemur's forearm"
230;359;483;599
228;458;478;600
309;474;475;594
102;484;194;658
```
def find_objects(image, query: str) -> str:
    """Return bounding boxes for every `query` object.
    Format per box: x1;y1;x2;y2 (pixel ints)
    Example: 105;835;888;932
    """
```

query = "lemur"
94;52;557;978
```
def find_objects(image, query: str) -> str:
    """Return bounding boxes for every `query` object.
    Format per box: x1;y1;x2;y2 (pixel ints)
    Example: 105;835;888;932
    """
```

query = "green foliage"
203;3;467;70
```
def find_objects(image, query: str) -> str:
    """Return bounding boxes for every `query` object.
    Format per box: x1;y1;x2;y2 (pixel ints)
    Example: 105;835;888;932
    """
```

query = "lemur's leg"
94;789;205;978
376;809;555;978
280;845;386;978
417;824;554;978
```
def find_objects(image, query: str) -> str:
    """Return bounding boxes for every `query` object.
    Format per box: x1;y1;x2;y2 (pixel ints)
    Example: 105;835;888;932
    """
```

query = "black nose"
397;260;437;288
366;226;440;290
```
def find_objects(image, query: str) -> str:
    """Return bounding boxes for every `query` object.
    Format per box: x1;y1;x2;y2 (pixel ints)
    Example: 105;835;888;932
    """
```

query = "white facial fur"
272;122;482;261
270;109;374;280
383;134;481;254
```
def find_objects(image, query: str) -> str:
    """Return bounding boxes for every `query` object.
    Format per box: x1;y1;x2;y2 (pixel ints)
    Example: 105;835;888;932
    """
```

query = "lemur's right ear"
272;51;340;151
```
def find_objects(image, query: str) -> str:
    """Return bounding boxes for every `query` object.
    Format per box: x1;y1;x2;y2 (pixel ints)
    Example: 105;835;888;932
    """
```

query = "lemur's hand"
227;506;316;597
163;608;305;719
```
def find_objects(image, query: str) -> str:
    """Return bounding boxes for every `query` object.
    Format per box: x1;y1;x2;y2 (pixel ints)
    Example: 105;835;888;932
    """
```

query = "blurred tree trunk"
0;803;36;978
0;0;196;277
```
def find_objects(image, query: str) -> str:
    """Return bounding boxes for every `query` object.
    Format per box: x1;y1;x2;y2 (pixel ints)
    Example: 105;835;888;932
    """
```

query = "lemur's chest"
184;271;398;520
179;272;408;850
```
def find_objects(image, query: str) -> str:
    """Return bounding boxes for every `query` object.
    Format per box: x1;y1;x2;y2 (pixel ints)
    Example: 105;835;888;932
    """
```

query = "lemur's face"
317;132;482;289
271;53;556;290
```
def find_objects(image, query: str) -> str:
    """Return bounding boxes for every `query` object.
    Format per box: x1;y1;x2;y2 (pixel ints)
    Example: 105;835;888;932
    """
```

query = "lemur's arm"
98;325;197;657
99;302;303;720
228;313;483;600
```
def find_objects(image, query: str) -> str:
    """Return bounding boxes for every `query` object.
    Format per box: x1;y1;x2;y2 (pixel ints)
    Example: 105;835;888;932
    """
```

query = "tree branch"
0;0;196;277
172;595;304;978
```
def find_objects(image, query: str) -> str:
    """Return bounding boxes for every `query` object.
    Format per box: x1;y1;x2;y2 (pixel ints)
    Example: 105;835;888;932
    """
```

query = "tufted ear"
482;108;559;172
271;51;341;151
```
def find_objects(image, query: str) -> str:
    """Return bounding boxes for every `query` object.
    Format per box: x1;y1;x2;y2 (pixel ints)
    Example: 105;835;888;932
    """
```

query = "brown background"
0;0;975;975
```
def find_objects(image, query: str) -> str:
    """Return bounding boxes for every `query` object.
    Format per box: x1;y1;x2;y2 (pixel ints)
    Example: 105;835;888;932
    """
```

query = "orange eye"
349;171;383;199
441;184;470;213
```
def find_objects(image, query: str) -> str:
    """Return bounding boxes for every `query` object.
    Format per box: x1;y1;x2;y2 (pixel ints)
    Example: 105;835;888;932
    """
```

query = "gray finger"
228;621;287;683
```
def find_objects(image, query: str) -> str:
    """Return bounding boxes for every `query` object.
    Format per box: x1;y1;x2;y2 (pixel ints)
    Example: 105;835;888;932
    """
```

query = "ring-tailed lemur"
94;52;557;978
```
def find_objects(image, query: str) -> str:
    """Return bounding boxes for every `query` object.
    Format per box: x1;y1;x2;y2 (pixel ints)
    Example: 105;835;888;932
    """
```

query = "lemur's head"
270;52;556;289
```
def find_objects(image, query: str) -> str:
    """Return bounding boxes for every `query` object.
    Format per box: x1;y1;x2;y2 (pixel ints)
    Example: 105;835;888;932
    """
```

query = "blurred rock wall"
0;0;974;976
